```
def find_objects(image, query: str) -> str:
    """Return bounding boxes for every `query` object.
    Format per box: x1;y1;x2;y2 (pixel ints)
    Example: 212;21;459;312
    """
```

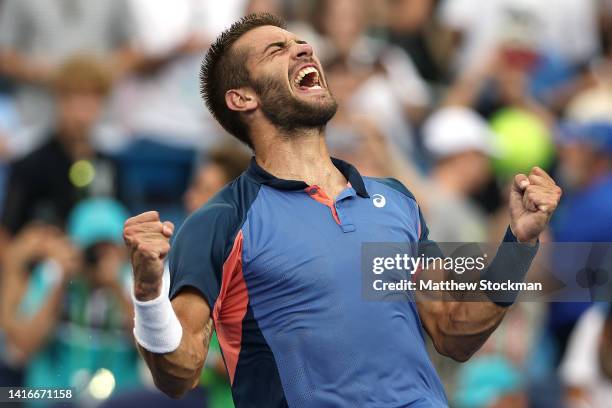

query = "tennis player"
123;13;562;407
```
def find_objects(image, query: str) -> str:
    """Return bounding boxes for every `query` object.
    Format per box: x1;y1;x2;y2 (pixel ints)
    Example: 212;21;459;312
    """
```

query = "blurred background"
0;0;611;407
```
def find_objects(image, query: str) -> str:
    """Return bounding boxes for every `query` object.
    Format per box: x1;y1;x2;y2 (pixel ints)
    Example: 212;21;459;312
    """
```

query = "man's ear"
225;88;258;112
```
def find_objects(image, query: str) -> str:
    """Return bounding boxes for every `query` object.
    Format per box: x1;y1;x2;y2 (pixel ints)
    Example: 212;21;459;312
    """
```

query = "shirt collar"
246;157;369;198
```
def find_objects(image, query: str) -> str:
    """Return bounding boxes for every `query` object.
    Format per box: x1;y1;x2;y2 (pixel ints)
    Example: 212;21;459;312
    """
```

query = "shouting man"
123;13;562;407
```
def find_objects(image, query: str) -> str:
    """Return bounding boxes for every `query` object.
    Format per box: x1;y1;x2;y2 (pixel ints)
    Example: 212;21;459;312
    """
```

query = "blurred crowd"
0;0;611;407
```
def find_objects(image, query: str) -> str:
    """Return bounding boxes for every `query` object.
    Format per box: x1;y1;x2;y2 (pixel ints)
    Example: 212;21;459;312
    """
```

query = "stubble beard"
251;74;338;134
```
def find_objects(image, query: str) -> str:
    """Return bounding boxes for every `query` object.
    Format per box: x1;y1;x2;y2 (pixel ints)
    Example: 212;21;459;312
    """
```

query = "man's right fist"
123;211;174;300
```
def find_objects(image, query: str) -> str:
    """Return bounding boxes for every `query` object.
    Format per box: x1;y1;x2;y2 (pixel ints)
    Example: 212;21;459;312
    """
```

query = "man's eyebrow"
262;39;308;55
263;41;287;54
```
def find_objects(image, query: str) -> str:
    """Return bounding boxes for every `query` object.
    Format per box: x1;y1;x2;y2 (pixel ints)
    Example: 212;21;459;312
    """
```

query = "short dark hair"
200;13;287;148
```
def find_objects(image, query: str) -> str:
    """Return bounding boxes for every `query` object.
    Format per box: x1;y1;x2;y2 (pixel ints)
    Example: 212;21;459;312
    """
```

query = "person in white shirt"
560;304;612;408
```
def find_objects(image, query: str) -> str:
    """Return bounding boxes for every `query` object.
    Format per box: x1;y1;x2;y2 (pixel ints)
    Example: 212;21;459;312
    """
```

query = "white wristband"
132;276;183;354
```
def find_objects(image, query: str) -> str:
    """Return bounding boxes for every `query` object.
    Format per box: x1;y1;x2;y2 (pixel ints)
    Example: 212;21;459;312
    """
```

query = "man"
123;14;562;407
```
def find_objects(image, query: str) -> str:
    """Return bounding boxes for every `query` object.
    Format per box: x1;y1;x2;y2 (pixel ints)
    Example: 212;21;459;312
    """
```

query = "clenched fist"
509;167;562;243
123;211;174;301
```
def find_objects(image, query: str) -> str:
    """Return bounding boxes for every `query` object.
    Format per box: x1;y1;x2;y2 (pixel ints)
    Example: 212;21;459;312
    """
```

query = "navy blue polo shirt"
169;157;448;407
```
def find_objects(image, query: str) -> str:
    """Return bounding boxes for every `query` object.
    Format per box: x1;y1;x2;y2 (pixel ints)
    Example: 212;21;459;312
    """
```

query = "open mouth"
293;66;323;91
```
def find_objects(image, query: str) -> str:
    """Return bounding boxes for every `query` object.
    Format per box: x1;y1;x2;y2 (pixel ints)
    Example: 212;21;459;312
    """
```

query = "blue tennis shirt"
169;157;448;407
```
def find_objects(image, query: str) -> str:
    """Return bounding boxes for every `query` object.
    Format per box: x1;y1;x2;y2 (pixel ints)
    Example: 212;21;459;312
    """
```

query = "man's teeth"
294;66;320;86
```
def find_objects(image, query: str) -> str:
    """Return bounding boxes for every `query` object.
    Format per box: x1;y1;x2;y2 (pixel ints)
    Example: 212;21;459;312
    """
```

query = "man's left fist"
509;166;562;243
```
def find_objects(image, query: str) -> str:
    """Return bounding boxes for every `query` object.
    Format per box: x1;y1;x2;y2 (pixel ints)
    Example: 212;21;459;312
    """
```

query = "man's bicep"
171;286;212;338
415;295;446;339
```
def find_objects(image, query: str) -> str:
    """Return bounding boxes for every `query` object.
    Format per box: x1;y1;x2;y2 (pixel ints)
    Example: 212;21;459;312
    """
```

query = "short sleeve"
417;206;444;259
168;203;240;308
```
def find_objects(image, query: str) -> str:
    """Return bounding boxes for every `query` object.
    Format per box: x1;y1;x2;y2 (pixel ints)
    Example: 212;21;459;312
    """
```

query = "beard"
251;73;338;133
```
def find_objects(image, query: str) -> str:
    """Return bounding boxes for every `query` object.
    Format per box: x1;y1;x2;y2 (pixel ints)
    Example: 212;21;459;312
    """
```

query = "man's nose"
292;42;313;60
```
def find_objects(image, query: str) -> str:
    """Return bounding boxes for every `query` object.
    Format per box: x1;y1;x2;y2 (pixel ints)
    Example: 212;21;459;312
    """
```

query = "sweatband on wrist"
133;278;183;353
482;226;539;307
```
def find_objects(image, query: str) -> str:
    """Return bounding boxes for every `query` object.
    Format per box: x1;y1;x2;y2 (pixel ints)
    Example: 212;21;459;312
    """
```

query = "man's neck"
254;127;348;199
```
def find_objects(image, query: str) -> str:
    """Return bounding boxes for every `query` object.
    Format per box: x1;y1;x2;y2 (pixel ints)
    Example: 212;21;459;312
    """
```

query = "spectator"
421;106;498;242
385;0;444;82
0;224;79;405
454;355;528;408
439;0;600;75
565;43;612;125
560;304;612;408
313;0;431;155
0;198;138;407
554;122;612;241
0;0;136;129
184;144;251;214
444;46;556;125
0;56;119;236
108;0;227;152
548;121;612;365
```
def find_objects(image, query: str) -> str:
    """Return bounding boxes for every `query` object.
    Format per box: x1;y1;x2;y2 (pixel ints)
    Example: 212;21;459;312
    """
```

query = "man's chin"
257;80;338;130
296;88;336;107
294;87;333;103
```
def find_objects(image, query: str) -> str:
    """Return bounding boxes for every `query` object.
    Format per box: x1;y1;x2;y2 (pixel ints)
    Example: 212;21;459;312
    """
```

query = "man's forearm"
418;226;538;361
430;300;506;362
137;341;206;398
137;318;212;398
133;278;163;301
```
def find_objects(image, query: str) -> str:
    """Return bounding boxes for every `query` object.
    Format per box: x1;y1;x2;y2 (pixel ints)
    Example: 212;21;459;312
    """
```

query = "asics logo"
372;194;386;208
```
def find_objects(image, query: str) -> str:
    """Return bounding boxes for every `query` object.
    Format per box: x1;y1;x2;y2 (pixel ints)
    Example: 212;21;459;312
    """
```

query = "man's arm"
137;287;213;398
416;167;561;362
124;211;213;398
416;293;506;362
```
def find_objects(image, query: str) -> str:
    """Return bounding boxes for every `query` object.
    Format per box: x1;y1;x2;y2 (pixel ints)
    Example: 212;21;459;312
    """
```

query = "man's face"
234;25;338;131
